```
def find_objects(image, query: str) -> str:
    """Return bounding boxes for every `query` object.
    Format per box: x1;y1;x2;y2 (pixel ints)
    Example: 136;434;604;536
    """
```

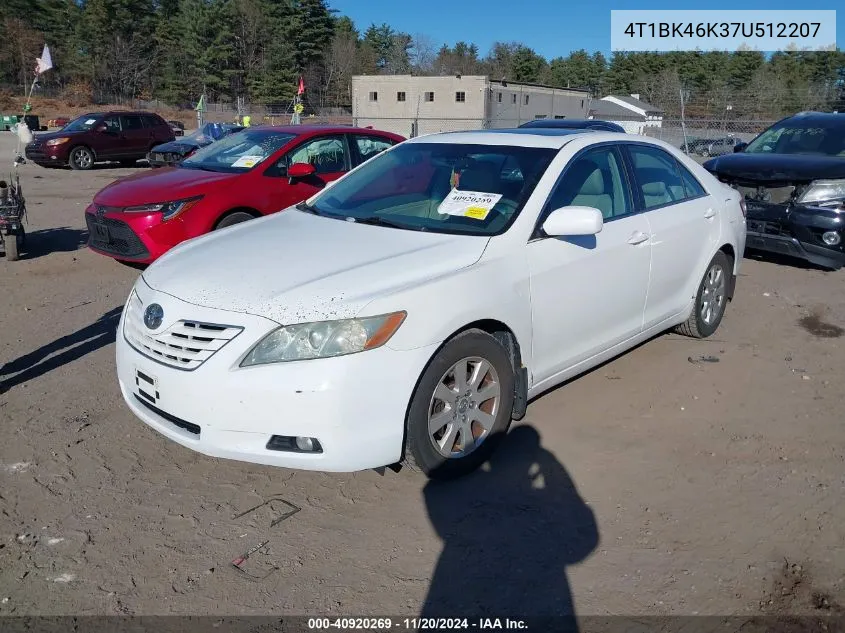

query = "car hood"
30;129;87;143
704;153;845;186
93;167;237;206
141;210;490;324
151;140;202;154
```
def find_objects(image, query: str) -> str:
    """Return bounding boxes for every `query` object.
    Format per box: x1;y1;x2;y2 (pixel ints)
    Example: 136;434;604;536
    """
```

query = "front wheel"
676;250;731;339
215;211;256;230
405;330;515;480
69;146;94;170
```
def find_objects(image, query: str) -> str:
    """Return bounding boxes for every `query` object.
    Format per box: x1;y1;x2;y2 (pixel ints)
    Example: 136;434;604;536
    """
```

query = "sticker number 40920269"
437;189;503;221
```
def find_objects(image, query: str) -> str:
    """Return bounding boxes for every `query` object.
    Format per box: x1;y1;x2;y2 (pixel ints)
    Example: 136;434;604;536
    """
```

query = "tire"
405;329;515;480
69;146;94;170
215;211;256;230
701;149;710;157
3;229;22;261
675;250;731;339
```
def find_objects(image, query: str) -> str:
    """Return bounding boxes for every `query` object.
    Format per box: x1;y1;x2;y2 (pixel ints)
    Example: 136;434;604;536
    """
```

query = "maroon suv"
25;111;175;170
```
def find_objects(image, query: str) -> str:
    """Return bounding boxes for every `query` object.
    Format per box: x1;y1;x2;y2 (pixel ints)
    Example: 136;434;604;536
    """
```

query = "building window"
424;91;435;102
397;91;406;102
497;92;502;103
554;115;566;119
581;99;584;107
534;114;547;119
368;91;378;102
524;94;529;105
455;91;466;103
512;94;517;104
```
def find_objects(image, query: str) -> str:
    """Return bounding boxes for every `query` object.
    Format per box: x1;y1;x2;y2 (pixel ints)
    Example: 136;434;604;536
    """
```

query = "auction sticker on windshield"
437;189;503;220
232;155;263;168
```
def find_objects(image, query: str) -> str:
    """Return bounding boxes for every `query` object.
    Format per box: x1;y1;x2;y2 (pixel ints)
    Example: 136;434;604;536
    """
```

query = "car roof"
250;124;402;137
520;119;625;131
782;111;845;126
405;128;650;149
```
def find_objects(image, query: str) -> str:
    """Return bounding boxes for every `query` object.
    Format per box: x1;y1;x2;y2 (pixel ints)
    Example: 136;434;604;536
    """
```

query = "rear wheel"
69;146;94;170
215;211;257;230
405;330;515;480
676;251;731;339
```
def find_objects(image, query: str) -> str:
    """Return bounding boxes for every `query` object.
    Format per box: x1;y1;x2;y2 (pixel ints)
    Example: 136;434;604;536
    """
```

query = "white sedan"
115;129;746;480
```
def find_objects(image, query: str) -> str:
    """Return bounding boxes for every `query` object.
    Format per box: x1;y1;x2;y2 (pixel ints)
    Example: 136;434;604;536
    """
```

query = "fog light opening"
822;231;841;246
266;435;323;453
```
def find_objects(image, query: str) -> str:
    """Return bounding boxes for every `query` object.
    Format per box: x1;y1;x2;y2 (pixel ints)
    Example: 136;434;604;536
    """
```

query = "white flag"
35;44;53;75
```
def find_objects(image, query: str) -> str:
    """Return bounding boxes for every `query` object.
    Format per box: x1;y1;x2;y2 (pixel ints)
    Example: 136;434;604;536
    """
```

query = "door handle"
704;208;717;219
627;231;650;245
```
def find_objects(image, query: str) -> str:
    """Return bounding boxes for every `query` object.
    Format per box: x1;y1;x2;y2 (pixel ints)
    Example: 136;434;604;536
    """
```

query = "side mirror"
287;162;315;183
733;142;747;153
542;206;603;237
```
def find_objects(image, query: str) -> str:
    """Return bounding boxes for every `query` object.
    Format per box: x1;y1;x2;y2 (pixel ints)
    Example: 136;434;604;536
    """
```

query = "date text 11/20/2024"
307;618;530;630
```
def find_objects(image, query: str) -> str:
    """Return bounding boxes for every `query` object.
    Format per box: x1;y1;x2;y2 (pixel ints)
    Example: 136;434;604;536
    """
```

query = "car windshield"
180;129;296;172
63;115;100;132
304;142;557;236
744;120;845;156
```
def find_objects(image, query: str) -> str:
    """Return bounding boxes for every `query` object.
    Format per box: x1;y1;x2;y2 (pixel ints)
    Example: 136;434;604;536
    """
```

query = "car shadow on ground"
421;425;598;625
16;226;88;260
744;249;836;272
0;307;121;394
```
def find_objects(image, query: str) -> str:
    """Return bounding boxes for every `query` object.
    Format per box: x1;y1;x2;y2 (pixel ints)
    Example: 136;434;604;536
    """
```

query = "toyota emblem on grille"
143;303;164;330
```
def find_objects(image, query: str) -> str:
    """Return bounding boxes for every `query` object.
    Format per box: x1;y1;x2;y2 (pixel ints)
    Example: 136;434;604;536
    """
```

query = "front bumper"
115;279;437;472
745;203;845;270
25;143;69;165
85;205;191;263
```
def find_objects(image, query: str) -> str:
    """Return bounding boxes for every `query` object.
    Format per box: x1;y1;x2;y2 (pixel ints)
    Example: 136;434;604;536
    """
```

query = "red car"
85;125;404;263
26;111;175;170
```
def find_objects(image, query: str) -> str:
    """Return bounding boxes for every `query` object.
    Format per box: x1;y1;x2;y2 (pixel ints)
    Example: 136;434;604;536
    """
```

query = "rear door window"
627;145;688;210
121;115;144;131
353;135;396;164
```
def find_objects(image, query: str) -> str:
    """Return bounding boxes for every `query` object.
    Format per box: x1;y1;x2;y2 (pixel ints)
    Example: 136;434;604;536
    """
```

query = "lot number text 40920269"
307;618;529;630
623;22;821;39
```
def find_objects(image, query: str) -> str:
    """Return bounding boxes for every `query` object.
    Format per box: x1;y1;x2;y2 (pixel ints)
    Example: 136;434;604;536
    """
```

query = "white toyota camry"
116;129;746;480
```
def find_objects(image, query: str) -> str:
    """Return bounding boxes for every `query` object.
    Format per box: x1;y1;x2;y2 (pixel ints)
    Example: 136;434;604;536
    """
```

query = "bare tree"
410;33;437;74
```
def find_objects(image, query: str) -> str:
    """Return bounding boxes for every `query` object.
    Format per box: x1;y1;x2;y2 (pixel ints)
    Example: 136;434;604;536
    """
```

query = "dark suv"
25;111;175;170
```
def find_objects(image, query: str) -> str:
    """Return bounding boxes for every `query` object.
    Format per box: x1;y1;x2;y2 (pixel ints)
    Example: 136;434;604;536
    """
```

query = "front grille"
124;292;243;370
134;395;201;435
85;212;149;259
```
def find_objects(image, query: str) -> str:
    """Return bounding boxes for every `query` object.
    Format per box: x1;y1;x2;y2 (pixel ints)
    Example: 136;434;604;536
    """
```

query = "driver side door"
264;135;351;211
527;144;652;386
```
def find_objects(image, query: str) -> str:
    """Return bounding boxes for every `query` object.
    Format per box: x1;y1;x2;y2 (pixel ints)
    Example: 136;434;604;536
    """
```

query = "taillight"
739;198;747;218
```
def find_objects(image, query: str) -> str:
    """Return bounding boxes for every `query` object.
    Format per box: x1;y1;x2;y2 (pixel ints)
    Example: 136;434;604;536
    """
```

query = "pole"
679;87;688;152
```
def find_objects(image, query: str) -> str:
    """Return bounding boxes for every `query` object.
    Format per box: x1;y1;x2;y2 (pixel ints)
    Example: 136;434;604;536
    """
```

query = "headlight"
797;179;845;206
241;312;406;366
123;196;203;220
45;137;70;146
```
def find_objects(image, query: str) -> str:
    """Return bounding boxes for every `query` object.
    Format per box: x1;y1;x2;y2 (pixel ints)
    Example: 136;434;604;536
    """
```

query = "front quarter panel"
368;249;533;368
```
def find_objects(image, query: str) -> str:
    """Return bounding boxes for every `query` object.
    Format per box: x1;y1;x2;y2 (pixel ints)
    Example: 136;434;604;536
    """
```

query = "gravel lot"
2;132;845;618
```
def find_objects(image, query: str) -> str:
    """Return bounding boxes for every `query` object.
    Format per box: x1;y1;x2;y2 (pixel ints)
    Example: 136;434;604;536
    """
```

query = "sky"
327;0;842;60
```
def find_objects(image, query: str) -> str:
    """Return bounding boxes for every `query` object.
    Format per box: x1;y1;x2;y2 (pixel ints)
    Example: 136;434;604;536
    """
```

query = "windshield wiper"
348;215;425;231
296;201;321;215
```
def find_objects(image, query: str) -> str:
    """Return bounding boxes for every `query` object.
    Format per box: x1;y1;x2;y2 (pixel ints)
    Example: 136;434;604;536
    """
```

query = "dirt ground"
1;131;845;619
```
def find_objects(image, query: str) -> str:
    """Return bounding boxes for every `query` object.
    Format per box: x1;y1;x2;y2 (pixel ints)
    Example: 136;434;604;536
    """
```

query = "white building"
592;94;664;135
